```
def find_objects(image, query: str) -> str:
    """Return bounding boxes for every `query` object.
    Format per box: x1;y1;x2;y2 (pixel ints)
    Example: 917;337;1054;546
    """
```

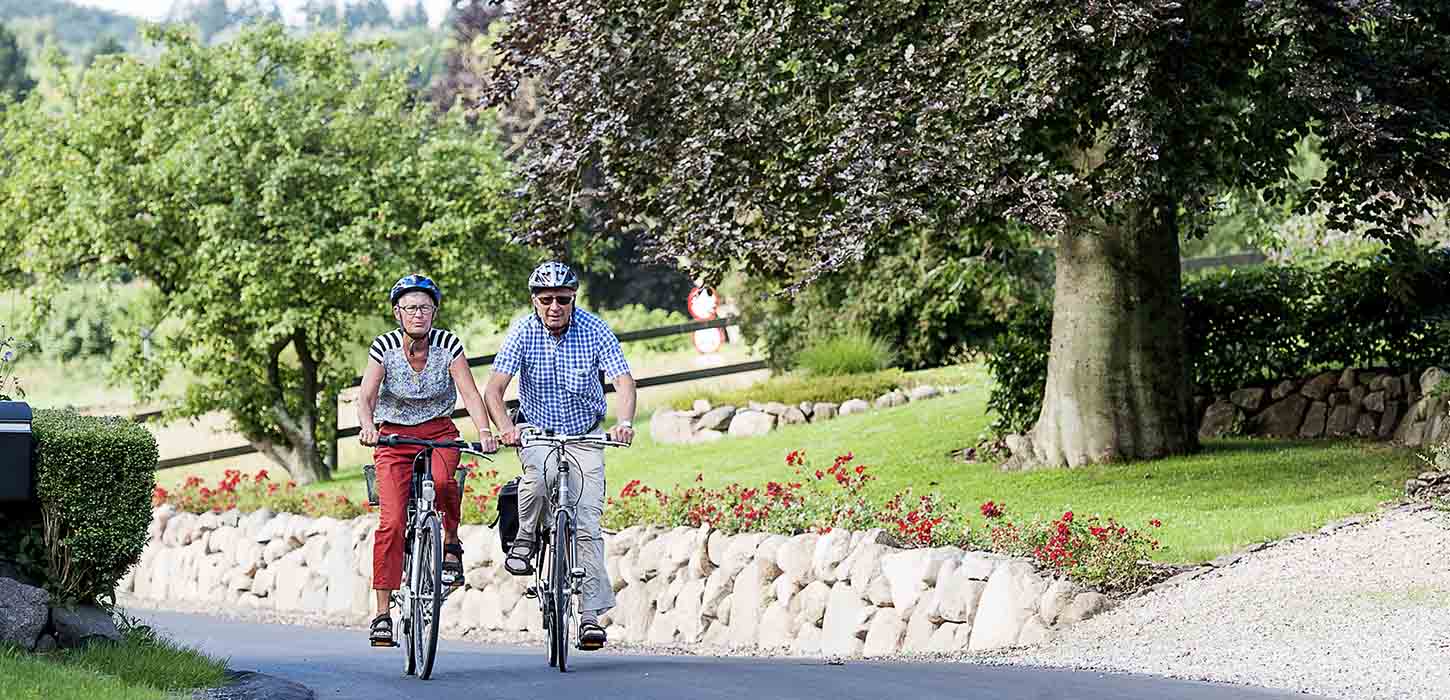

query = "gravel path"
988;504;1450;700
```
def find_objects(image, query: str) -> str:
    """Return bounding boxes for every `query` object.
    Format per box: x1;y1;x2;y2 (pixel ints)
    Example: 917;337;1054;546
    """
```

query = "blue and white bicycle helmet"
389;274;442;306
527;261;579;292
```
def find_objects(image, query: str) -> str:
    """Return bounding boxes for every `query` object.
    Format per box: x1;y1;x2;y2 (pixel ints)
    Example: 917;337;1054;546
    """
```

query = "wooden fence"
148;316;760;470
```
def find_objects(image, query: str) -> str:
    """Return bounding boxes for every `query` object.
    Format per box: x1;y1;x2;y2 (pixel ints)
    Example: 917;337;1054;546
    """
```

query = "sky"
71;1;453;26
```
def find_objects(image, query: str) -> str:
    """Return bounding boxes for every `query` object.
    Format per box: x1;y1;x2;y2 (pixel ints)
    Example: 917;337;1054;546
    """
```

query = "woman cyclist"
357;274;498;647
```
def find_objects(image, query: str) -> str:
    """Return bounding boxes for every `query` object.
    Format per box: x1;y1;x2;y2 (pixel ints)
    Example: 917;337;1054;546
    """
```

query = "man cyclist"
484;261;636;650
357;274;498;648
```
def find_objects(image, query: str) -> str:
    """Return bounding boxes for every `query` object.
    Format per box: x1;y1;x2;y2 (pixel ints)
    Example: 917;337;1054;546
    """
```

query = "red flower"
1062;511;1074;523
815;470;824;480
1150;518;1162;528
855;465;865;475
980;501;1004;519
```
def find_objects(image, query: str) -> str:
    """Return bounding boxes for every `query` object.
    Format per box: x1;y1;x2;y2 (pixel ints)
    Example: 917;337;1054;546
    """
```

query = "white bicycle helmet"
528;261;580;292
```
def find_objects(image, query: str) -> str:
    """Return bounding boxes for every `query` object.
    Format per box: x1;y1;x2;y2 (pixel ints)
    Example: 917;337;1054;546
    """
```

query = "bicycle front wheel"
540;533;557;668
553;510;573;673
413;515;443;680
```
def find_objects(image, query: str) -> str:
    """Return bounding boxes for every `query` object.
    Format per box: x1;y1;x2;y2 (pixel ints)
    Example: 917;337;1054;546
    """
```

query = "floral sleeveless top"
368;328;464;426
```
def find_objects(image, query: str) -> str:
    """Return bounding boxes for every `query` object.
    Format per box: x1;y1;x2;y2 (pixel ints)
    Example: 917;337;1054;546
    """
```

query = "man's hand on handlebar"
608;423;634;446
359;424;380;446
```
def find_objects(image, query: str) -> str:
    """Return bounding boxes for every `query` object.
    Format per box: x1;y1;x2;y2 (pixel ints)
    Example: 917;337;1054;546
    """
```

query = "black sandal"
579;621;606;650
369;614;397;647
504;540;535;576
443;542;464;586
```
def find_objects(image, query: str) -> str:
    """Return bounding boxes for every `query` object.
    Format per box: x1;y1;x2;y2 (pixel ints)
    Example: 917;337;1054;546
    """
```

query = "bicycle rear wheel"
413;515;443;680
553;510;573;673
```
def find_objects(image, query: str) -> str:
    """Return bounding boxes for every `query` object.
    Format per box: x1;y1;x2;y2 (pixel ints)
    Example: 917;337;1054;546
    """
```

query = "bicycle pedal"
524;586;538;599
371;639;399;648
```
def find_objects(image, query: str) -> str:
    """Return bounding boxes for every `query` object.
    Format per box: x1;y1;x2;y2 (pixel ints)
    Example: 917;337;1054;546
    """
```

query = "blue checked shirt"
492;309;632;435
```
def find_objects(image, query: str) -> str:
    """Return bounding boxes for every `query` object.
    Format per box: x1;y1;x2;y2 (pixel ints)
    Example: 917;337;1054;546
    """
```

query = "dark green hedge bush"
31;409;158;603
987;248;1450;436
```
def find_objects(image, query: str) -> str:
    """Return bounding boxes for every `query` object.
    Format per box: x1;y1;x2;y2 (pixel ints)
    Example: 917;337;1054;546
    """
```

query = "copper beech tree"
482;0;1450;467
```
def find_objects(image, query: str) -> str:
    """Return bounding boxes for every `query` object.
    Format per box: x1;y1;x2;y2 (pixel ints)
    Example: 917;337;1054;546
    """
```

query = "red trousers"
371;418;462;591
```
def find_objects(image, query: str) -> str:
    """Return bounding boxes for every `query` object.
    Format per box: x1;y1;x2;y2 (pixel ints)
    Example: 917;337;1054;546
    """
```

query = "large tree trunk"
258;333;332;485
1025;204;1199;467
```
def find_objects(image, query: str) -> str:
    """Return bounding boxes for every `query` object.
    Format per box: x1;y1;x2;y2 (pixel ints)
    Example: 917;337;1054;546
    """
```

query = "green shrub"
31;285;124;363
796;332;896;376
670;368;914;410
984;300;1052;435
32;409;158;604
595;304;691;353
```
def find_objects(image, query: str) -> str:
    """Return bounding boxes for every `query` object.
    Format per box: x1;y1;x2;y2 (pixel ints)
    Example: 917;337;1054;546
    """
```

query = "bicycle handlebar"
515;423;629;449
378;435;497;457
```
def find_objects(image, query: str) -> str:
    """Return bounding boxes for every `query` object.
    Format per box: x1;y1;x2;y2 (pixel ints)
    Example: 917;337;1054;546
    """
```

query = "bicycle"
514;424;627;673
367;435;494;680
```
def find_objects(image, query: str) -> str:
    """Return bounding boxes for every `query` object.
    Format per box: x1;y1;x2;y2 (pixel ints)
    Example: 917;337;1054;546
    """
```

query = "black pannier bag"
493;476;521;551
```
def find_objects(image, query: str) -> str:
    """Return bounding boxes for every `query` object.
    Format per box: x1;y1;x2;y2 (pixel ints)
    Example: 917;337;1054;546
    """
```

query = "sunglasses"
535;295;574;307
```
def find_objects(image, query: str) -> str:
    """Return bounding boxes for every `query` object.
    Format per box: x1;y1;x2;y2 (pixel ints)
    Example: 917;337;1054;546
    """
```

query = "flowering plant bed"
153;469;370;520
157;450;1165;591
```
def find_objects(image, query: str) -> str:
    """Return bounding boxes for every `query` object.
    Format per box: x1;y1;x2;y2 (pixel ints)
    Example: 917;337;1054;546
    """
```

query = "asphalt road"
139;609;1326;700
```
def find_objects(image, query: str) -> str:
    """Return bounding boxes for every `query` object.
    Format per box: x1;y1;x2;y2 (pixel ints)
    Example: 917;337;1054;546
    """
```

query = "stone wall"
120;506;1112;656
1195;366;1450;448
651;384;959;445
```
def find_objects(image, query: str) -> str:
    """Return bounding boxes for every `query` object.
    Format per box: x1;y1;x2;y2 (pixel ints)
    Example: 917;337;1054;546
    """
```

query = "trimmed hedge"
31;409;158;603
987;249;1450;437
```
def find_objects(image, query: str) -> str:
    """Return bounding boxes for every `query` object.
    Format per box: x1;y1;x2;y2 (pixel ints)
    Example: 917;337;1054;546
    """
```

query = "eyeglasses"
535;295;574;307
398;304;436;317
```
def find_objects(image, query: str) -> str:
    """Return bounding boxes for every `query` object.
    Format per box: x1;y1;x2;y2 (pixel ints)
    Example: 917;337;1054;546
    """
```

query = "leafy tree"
82;35;125;67
0;23;527;482
302;0;341;29
486;0;1450;467
0;0;139;58
0;22;34;103
182;0;232;40
399;1;429;28
345;0;394;29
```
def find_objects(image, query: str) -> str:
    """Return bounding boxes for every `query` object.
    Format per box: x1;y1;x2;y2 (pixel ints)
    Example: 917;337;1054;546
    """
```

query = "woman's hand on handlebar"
479;432;499;454
359;424;379;446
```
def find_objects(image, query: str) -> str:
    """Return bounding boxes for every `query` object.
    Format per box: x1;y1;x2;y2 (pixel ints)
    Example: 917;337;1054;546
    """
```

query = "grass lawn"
268;362;1422;564
0;625;228;700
